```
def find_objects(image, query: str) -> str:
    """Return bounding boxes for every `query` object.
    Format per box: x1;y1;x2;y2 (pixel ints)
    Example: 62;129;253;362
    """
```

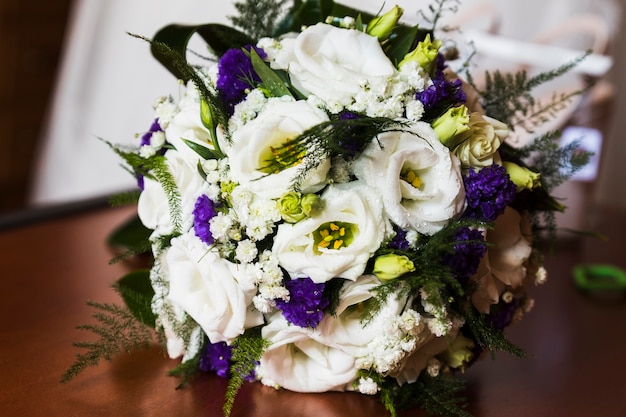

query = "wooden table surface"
1;203;625;417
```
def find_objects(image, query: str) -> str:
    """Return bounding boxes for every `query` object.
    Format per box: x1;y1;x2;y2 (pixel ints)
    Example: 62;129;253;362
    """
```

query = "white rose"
165;83;216;164
137;149;209;237
449;113;508;168
273;23;396;108
272;182;388;283
226;98;331;200
353;122;466;236
164;233;264;344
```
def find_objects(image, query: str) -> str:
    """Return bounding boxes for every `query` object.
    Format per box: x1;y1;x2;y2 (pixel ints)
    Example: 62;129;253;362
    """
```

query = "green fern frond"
383;372;471;417
108;190;142;207
224;329;269;417
230;0;289;39
464;305;526;358
477;52;589;130
60;301;153;383
279;117;409;191
168;352;203;389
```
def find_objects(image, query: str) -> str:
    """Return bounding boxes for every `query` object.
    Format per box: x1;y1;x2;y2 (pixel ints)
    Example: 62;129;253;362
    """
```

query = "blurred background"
1;0;624;232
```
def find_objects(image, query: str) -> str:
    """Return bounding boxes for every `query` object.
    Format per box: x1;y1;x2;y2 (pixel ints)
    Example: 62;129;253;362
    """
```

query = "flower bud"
301;193;324;217
439;334;475;369
399;33;442;73
278;192;323;223
432;105;470;145
278;192;307;223
502;161;541;192
366;5;404;40
373;254;415;281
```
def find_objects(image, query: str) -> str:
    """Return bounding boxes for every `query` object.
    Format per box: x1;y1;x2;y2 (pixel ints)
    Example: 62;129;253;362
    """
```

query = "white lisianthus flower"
164;83;216;164
258;275;390;392
258;313;357;392
272;182;388;283
138;149;209;237
273;23;396;108
353;122;466;236
164;234;264;344
226;98;331;199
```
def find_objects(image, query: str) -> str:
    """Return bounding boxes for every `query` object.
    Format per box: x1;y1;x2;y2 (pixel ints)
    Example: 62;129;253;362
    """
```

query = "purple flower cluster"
276;277;329;328
140;118;163;146
416;54;466;121
216;46;267;114
137;118;164;190
463;165;517;222
193;195;218;245
388;226;410;250
443;226;487;284
488;298;518;330
199;341;233;378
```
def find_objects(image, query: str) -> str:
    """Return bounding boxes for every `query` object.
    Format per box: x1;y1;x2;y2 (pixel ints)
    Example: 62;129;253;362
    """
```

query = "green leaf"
114;270;156;328
151;23;254;81
107;213;152;250
249;48;293;98
182;138;220;160
273;0;336;36
384;25;422;65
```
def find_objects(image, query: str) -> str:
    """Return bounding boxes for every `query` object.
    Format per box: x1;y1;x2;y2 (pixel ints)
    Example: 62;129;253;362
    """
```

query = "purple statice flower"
443;226;487;284
388;226;410;250
140;118;163;146
463;164;517;222
488;298;518;330
216;46;267;114
416;54;466;121
193;194;218;245
137;118;164;190
275;277;329;328
199;341;233;378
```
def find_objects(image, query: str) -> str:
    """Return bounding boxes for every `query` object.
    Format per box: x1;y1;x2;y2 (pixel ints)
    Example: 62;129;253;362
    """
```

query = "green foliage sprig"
464;305;526;359
106;141;183;233
60;301;154;383
472;52;590;131
274;116;410;192
224;329;270;417
230;0;289;39
382;372;471;417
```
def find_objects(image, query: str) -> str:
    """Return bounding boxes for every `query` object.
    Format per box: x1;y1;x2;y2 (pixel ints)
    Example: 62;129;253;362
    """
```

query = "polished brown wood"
1;204;625;417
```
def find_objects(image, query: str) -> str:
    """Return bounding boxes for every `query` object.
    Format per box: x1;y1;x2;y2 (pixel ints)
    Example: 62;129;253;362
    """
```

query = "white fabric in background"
30;0;619;206
30;0;237;206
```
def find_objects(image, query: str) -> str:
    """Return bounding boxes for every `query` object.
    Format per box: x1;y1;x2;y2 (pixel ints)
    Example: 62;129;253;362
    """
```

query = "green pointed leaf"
107;213;152;250
249;48;293;98
151;23;254;81
115;270;156;328
274;0;335;36
182;138;219;160
385;25;422;64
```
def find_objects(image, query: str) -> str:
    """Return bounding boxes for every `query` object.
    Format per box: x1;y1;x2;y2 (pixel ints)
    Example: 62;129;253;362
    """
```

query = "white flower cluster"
355;309;424;375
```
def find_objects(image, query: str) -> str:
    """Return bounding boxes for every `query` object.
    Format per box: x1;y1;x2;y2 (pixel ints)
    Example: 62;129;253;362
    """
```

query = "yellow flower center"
259;137;306;174
314;221;356;251
401;169;423;188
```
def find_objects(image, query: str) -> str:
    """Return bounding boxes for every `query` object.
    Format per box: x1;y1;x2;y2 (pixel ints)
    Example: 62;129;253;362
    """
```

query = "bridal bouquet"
63;1;590;416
